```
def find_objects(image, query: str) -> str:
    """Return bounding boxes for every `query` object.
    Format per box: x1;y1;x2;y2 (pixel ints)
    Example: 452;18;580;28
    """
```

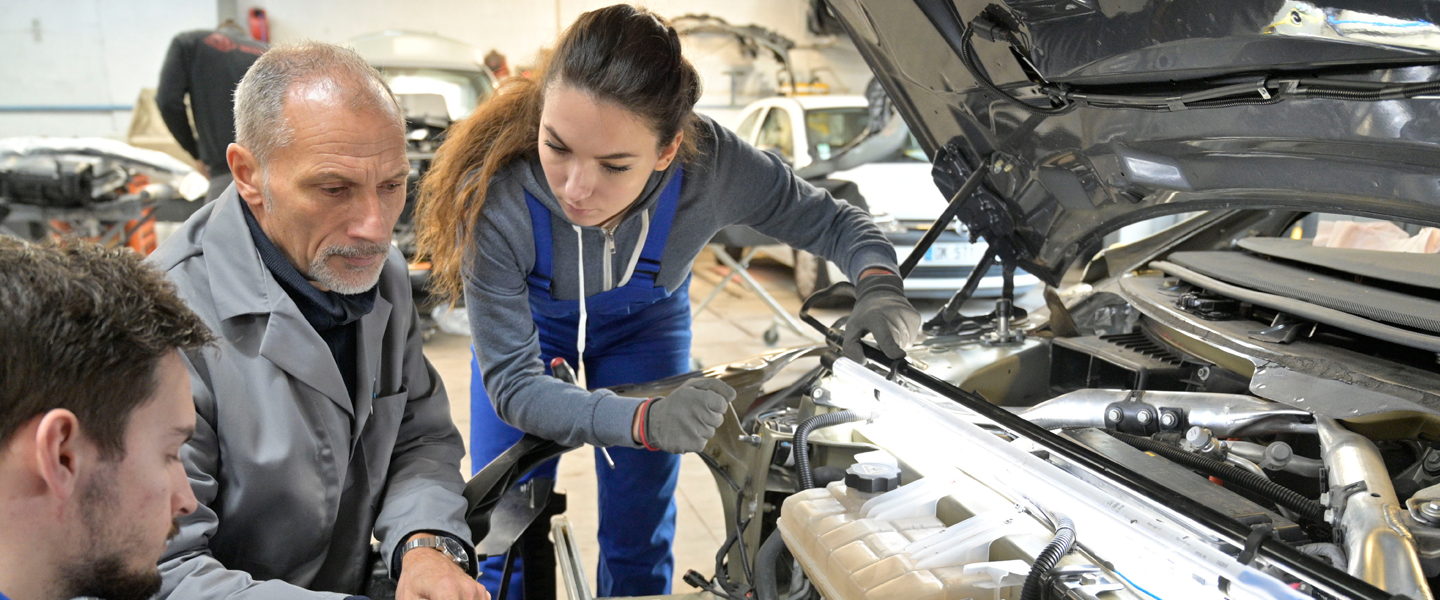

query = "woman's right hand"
633;377;735;453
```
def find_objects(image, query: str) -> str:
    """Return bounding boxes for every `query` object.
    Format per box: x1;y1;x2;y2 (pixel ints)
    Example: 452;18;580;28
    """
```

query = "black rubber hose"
698;452;754;589
795;410;866;491
1110;431;1326;523
754;528;789;600
957;22;1074;115
713;517;744;597
1020;514;1075;600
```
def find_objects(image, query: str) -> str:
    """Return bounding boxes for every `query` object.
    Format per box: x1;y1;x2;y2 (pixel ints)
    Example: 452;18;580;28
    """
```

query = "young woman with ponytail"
415;5;919;595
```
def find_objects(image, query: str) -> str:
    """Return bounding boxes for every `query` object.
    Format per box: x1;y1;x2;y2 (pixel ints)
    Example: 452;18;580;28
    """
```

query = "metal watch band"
400;535;470;572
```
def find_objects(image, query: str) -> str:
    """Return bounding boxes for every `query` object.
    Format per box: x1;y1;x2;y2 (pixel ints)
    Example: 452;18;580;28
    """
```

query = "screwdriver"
550;357;616;469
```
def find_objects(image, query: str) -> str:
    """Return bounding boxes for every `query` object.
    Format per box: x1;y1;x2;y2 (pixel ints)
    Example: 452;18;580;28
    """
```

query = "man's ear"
32;410;86;502
227;143;266;214
655;132;683;171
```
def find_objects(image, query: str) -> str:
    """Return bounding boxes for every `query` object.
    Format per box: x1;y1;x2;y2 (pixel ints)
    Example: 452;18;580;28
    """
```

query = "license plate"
922;243;984;265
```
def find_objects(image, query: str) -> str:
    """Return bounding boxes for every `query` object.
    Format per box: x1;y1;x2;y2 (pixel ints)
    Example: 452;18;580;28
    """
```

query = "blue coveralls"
469;168;691;597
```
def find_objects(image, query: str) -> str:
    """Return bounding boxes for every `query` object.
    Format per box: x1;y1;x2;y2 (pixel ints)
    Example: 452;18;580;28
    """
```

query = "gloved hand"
843;272;921;362
638;377;736;453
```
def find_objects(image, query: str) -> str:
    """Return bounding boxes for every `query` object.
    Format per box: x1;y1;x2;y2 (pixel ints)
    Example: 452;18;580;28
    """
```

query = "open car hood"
826;0;1440;285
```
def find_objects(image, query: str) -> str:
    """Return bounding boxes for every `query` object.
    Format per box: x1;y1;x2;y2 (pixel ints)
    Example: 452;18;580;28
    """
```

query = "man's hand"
396;546;489;600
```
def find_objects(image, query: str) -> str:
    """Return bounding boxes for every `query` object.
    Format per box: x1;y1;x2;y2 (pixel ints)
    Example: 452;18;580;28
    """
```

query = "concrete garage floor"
422;247;1038;596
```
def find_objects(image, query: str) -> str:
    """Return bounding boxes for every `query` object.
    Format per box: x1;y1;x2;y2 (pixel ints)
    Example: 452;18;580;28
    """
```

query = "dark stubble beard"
62;553;164;600
59;470;179;600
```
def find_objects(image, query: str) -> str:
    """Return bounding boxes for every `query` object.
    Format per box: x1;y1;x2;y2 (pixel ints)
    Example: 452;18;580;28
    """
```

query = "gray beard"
261;180;389;294
308;242;389;294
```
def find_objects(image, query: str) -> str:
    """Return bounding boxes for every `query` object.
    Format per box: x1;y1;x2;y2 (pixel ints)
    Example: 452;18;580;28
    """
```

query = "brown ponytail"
415;75;543;304
415;4;703;303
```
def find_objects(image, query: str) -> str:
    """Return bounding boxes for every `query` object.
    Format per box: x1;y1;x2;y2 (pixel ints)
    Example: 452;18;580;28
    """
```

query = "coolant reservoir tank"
779;478;1027;600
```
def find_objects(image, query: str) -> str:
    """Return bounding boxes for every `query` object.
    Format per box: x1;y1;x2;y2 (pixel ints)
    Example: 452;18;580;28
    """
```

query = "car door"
735;106;766;144
755;105;796;167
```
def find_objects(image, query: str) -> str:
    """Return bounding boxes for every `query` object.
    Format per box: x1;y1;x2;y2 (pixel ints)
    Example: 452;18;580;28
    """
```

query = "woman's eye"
602;164;631;174
544;140;569;154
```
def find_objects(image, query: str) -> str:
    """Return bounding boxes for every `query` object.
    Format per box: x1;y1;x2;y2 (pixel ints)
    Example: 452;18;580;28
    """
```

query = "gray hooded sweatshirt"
465;115;896;448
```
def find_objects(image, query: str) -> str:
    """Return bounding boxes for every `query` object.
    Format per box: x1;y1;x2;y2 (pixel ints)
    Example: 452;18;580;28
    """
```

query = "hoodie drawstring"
616;210;649;288
572;224;589;389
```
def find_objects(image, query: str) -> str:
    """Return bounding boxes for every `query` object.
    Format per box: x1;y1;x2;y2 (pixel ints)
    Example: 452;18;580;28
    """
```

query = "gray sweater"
465;115;896;448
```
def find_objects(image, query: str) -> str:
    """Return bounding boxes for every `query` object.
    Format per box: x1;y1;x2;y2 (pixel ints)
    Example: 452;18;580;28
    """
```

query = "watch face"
435;537;469;568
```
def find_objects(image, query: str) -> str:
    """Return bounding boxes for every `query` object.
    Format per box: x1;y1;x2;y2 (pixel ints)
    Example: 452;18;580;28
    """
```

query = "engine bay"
546;210;1440;600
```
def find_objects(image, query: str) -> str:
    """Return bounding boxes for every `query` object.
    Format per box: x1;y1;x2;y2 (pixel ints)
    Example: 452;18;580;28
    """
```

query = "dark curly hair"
0;238;213;460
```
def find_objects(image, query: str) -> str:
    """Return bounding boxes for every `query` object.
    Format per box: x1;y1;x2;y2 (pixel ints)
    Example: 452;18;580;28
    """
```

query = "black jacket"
156;30;267;175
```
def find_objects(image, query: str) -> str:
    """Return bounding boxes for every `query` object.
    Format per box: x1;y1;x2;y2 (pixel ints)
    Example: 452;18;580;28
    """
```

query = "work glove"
843;272;921;362
641;377;736;453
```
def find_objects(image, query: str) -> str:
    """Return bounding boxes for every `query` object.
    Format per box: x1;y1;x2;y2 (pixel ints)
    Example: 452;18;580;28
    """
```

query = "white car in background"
350;30;498;123
730;94;1039;299
351;30;499;337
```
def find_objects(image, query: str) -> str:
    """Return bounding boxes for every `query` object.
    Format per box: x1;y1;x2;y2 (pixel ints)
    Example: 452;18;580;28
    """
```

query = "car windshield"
805;107;869;161
878;133;928;163
378;67;494;121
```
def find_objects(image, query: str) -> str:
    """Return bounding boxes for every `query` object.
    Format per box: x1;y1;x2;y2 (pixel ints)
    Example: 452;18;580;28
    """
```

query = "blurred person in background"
157;20;267;204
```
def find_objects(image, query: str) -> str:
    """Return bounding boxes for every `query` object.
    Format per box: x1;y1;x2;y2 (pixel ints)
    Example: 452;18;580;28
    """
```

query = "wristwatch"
400;535;470;573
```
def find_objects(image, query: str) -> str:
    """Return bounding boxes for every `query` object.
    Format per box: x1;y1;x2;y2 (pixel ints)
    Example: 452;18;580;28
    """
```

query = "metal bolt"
1196;366;1211;381
1106;408;1123;423
1423;502;1440;523
1136;411;1152;425
1159;412;1178;428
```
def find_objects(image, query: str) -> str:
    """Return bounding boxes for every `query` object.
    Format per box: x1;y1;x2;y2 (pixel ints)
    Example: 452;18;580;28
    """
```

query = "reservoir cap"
845;462;901;493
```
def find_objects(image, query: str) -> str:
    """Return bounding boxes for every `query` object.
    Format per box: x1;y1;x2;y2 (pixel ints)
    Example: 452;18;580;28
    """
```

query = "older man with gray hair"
149;41;487;600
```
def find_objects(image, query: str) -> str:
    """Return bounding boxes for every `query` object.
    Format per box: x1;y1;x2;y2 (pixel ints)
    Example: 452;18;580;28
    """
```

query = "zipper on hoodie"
602;227;617;291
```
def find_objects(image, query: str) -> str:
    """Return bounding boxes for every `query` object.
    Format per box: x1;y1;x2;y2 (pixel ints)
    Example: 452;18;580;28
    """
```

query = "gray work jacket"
150;188;472;599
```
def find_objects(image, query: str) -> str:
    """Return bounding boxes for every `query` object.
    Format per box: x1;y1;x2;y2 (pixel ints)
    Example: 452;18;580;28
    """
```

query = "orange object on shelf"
124;173;157;254
45;172;159;255
249;8;269;44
